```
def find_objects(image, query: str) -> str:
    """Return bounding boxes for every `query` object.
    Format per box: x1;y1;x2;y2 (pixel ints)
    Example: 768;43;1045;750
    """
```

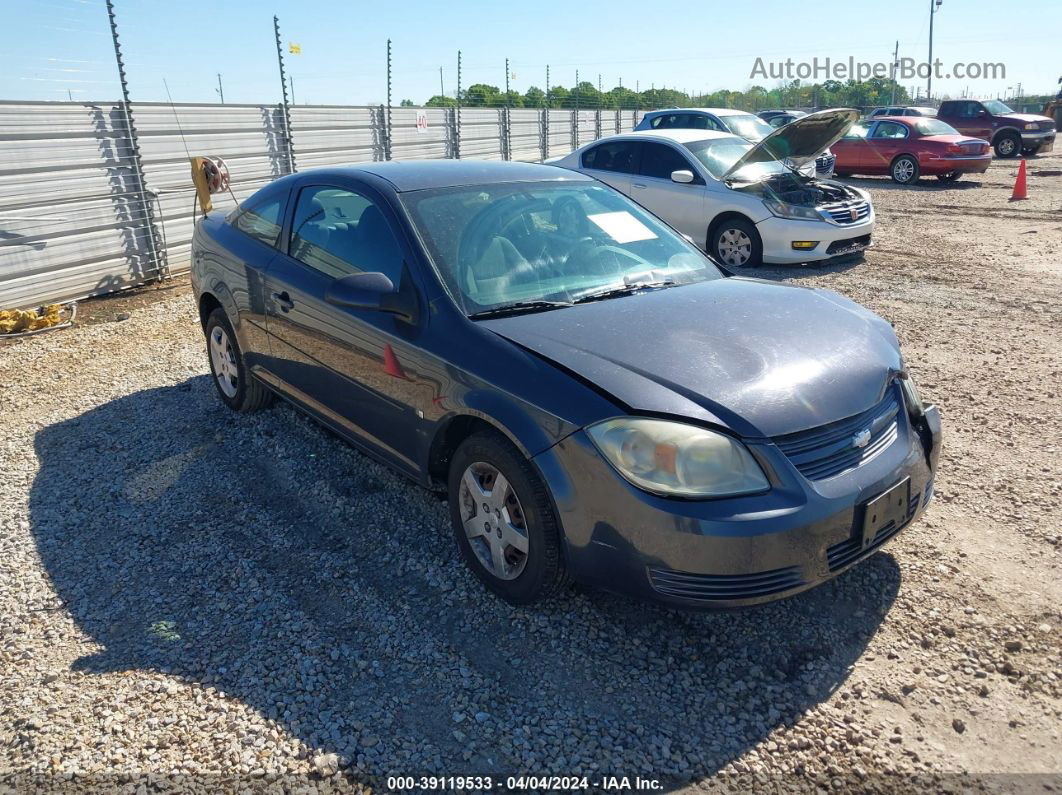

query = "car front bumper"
533;401;942;608
1020;130;1055;152
756;213;875;264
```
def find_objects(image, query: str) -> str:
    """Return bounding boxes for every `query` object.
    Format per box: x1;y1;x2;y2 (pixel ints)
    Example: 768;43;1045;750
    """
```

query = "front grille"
773;388;901;481
826;234;872;255
647;565;805;602
822;199;871;225
815;153;836;173
826;480;931;571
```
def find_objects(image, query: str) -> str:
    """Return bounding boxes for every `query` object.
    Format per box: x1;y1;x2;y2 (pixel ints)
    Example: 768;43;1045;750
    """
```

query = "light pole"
927;0;942;101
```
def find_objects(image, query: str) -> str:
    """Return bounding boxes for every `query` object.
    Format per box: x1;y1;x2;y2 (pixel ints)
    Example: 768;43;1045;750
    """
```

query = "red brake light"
945;143;963;154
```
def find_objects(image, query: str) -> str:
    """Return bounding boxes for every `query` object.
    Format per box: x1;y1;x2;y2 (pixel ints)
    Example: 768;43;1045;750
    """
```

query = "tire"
204;307;273;412
448;431;566;605
710;217;763;268
937;171;961;183
890;155;920;185
994;132;1021;158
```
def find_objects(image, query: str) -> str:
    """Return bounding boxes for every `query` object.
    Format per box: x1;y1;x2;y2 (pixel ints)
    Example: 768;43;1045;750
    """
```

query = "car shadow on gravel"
839;176;984;192
30;378;901;787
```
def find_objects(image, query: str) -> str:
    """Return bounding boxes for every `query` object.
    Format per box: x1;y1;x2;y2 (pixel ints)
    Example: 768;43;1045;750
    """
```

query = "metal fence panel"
135;102;292;272
458;108;504;160
0;101;156;309
289;105;382;170
1;100;647;309
390;107;451;161
509;108;543;162
547;110;573;159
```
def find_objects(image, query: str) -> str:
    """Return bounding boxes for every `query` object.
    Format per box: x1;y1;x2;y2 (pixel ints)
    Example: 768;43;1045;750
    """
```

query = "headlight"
586;418;769;498
1024;122;1038;130
900;371;925;418
762;196;823;222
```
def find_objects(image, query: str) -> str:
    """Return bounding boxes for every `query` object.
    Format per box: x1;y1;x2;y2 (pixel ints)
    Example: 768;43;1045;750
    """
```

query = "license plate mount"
861;478;911;549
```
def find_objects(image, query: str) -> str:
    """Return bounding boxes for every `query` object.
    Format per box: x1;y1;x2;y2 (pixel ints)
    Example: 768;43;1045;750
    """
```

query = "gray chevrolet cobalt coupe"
191;160;941;607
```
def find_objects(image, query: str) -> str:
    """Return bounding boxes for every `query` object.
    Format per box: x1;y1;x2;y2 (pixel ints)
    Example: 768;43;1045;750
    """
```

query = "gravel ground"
1;153;1060;793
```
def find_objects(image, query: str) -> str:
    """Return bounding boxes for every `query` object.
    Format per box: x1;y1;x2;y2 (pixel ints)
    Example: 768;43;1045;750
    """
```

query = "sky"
2;0;1060;106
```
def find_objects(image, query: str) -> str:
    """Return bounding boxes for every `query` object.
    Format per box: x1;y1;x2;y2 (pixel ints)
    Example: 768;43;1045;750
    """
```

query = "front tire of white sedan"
710;217;763;268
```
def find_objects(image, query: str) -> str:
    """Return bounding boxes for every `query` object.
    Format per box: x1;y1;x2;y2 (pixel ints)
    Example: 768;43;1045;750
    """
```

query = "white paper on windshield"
587;211;657;244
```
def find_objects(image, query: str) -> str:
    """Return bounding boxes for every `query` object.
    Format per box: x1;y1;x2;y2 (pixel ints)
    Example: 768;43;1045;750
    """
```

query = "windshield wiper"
573;280;676;304
467;300;573;319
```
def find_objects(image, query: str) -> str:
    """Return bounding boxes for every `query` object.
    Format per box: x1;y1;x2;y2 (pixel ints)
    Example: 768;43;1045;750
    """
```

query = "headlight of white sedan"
587;418;769;498
762;196;823;222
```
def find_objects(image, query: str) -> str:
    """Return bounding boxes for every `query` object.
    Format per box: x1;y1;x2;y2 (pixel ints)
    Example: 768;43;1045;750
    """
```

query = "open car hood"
723;108;859;180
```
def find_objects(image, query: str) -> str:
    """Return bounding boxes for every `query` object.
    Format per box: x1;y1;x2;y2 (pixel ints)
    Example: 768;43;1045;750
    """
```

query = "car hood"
723;108;859;179
1001;113;1053;124
480;278;903;438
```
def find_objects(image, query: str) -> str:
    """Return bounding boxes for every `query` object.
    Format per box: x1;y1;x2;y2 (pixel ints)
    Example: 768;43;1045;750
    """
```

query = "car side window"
232;196;284;247
640;142;699;181
582;141;640;174
956;101;982;119
870;121;908;139
289;186;404;285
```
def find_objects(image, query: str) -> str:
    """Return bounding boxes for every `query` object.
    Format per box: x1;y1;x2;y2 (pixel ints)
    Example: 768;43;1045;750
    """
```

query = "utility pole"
455;50;462;159
927;0;942;101
439;66;444;99
216;72;225;104
273;15;295;172
289;76;295;105
575;69;580;111
546;64;550;107
106;0;164;279
890;41;899;104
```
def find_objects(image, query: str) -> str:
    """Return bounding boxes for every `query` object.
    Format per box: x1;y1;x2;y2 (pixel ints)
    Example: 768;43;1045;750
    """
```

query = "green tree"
399;98;414;107
424;94;456;108
463;83;501;106
524;86;546;107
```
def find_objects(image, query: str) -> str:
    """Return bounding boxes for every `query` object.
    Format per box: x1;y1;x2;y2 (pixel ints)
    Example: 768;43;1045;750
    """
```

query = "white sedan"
548;109;873;268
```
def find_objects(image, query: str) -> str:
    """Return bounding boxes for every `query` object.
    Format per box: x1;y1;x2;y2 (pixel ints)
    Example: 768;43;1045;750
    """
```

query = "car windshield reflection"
401;183;722;315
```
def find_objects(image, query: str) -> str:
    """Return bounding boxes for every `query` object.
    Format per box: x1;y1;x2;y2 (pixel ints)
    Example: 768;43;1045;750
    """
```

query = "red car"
832;116;991;185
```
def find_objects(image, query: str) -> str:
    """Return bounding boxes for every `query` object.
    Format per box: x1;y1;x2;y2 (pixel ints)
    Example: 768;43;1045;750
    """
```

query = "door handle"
271;291;294;312
632;182;646;189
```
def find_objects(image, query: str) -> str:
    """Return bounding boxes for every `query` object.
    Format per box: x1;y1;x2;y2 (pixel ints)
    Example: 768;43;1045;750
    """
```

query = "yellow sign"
289;43;301;55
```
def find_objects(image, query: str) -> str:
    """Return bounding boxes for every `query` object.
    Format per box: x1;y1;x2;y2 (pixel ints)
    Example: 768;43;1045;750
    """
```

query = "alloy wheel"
458;462;529;580
893;159;916;183
997;137;1017;156
717;228;753;267
209;326;239;398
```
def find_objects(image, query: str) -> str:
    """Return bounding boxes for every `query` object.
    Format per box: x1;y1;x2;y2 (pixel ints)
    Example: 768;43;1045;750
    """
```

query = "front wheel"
448;432;567;605
891;155;920;184
710;217;763;268
994;132;1021;158
937;171;961;183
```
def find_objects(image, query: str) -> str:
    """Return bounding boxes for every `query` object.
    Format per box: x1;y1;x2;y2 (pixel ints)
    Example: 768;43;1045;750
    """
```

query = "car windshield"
400;182;722;315
913;118;959;136
983;100;1014;115
682;138;787;180
723;114;774;141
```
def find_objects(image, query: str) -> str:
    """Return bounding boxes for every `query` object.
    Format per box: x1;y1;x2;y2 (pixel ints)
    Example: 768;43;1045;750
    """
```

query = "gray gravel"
1;154;1061;792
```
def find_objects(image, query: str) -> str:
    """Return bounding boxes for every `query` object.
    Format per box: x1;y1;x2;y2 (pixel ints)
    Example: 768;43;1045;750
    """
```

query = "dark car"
867;106;937;119
936;99;1055;157
191;160;941;608
757;109;808;128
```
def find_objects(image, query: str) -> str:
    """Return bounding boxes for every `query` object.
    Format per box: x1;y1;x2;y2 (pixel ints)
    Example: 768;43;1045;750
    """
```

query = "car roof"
302;160;593;192
602;129;740;144
645;107;755;117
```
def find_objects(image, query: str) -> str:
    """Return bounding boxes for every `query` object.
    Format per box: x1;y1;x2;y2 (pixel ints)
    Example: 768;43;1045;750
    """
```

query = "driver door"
262;181;427;472
630;142;705;242
579;140;642;195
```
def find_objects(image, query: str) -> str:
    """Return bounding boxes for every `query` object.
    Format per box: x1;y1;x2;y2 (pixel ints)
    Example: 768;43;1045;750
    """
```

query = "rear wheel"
710;217;763;268
890;155;920;184
994;132;1021;158
204;308;273;412
937;171;961;183
448;432;566;605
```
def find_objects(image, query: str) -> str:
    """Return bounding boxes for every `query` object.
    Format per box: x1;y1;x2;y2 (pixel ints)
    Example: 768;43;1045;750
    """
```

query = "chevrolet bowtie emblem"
852;428;872;449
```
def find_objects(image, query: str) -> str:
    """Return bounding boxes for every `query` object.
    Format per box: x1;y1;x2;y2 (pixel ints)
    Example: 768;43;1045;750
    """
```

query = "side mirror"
325;271;417;323
977;109;989;117
671;169;696;184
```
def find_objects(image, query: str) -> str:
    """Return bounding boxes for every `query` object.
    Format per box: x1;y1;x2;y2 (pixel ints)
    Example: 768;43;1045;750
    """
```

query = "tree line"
412;78;917;111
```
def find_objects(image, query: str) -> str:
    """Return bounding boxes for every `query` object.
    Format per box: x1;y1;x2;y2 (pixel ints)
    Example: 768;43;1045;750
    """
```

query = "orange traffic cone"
1010;158;1028;201
383;343;408;379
